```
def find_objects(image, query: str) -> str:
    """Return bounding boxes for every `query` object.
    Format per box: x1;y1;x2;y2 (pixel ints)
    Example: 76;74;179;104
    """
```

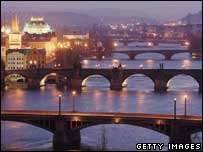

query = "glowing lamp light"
33;60;37;65
72;90;77;96
114;118;121;124
184;41;190;46
84;43;88;47
113;42;118;47
67;42;71;47
153;33;157;37
5;28;11;34
83;60;89;65
29;60;33;64
147;42;153;47
184;95;188;99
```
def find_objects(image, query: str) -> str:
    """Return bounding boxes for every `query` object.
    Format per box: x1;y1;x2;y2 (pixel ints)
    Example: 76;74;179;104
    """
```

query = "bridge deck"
1;110;202;121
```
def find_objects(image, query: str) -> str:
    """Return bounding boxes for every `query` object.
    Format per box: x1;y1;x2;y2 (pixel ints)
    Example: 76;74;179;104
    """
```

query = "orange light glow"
184;41;190;46
72;90;76;96
147;42;153;47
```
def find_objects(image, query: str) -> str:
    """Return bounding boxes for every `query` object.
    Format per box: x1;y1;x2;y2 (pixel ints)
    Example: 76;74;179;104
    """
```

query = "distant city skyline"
1;1;202;22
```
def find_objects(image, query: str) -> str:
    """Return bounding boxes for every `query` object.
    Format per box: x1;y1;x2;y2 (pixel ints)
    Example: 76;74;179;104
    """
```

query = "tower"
9;15;22;49
11;15;19;33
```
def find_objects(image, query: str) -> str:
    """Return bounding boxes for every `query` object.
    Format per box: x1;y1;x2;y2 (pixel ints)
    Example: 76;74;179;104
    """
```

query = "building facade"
6;49;27;70
23;17;57;56
26;48;46;69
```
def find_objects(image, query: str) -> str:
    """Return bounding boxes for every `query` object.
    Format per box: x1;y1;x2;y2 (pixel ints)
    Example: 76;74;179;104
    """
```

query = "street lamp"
72;91;77;112
184;95;187;117
58;94;62;116
173;98;176;120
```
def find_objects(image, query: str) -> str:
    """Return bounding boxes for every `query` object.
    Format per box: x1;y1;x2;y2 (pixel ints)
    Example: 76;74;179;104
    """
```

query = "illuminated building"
23;17;57;56
23;17;53;34
6;48;46;70
8;15;22;49
6;49;27;70
1;46;7;62
63;33;89;48
26;48;46;69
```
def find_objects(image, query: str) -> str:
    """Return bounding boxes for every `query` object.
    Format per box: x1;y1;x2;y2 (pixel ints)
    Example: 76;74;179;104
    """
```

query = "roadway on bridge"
1;110;202;121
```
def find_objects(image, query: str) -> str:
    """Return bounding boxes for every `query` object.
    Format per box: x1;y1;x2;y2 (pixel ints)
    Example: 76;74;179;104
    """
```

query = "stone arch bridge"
3;68;202;92
87;49;199;60
1;110;202;149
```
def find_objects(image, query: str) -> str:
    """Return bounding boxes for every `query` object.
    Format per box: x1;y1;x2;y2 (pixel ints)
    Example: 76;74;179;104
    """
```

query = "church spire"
11;15;19;33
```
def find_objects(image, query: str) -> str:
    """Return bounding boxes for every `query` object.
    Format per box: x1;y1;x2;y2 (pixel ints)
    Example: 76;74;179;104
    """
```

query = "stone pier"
53;117;81;150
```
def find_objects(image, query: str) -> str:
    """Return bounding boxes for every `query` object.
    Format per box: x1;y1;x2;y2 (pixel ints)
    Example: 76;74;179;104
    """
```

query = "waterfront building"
6;49;27;70
26;48;46;69
6;48;46;70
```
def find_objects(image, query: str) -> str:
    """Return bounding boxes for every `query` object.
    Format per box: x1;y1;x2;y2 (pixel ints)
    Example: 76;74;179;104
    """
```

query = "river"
1;43;202;151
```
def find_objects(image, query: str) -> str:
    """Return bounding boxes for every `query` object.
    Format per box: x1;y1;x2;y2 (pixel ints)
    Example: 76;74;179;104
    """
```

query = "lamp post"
173;98;176;120
58;94;62;116
184;95;187;117
72;91;77;112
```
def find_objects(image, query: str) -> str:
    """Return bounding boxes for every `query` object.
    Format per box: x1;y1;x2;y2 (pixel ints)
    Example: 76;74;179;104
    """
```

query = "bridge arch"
112;53;129;59
1;120;54;133
122;74;155;90
170;52;190;59
81;74;111;88
5;74;28;84
40;73;64;86
134;52;165;60
167;74;199;91
79;121;169;137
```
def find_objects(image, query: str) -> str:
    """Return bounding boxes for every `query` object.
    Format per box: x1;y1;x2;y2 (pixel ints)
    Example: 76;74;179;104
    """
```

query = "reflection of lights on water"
102;56;105;59
146;59;154;64
182;59;191;68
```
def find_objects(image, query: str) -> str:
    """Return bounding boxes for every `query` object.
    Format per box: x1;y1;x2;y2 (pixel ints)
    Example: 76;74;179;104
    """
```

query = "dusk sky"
2;1;202;21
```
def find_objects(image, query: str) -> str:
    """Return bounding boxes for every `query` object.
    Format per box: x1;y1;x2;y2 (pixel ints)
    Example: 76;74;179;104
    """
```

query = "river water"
1;43;202;151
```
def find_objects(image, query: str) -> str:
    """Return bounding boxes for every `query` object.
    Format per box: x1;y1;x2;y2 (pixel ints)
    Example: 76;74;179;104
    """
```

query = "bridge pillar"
53;117;81;150
199;80;202;93
27;78;40;89
154;78;168;92
110;79;123;90
165;54;172;60
169;121;191;143
110;68;123;90
69;78;82;90
129;54;135;60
